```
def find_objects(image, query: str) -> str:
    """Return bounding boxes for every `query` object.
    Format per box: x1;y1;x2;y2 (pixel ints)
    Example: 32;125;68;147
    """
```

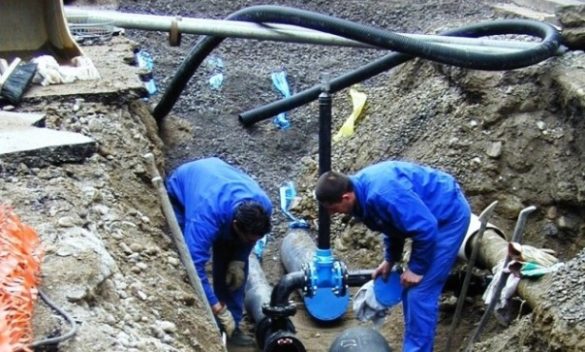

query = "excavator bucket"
0;0;84;64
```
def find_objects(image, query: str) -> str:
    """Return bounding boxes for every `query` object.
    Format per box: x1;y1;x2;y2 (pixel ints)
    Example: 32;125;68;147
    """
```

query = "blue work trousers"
401;198;471;352
212;242;248;325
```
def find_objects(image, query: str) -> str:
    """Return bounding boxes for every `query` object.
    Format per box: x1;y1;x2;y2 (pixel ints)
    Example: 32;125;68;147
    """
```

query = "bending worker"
315;160;471;352
166;157;272;347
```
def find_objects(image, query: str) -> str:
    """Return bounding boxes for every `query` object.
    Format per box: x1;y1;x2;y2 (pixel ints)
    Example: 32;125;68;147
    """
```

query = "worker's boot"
228;327;256;347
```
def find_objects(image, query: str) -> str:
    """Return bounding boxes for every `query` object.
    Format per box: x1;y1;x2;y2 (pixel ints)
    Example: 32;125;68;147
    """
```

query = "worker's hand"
215;304;236;338
372;260;393;280
400;268;423;288
225;260;246;291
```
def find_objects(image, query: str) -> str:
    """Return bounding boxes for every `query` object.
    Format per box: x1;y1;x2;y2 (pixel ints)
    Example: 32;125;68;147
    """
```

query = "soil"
1;0;585;351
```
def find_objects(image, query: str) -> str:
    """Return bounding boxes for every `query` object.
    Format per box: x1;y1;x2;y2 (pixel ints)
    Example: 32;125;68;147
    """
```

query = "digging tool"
143;153;226;350
464;205;537;352
445;201;498;352
0;0;83;63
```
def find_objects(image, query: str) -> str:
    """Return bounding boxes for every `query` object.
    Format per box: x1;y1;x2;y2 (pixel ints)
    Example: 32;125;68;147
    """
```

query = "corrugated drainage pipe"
245;255;306;352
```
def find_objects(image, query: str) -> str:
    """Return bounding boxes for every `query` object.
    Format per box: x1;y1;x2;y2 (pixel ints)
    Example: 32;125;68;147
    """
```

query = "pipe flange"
301;263;314;297
262;303;297;319
336;260;349;297
169;17;182;47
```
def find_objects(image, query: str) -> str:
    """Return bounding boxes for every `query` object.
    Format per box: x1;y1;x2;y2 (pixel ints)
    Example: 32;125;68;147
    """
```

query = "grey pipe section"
281;229;315;273
245;255;306;352
245;255;273;324
64;7;562;54
329;326;393;352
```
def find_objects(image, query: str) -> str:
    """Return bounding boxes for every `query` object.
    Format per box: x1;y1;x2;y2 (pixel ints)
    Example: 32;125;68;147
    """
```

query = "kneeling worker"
166;157;272;347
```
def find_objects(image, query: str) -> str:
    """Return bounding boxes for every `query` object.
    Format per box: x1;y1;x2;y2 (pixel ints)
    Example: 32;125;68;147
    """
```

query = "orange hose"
0;206;43;352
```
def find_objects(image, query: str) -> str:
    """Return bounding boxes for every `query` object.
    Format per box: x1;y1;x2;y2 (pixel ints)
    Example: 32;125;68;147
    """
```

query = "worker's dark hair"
234;201;271;237
315;171;353;204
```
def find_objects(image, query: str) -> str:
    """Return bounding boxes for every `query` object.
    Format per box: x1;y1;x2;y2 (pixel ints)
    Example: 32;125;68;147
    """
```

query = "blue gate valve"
302;249;349;322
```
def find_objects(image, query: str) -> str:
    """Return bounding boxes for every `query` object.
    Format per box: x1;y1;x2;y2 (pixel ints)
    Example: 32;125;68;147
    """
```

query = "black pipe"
245;256;306;352
239;16;560;126
239;52;409;126
329;326;393;352
270;271;306;307
223;6;560;70
318;87;332;250
346;270;375;287
153;5;561;123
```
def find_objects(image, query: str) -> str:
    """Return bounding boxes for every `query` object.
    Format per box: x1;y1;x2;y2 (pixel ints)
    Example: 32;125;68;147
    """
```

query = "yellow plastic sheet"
334;87;367;141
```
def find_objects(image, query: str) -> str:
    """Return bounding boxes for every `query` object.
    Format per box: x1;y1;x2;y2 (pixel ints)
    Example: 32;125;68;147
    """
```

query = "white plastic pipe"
64;7;559;54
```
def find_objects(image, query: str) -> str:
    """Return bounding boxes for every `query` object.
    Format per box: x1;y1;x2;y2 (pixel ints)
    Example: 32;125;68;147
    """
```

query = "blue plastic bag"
271;70;292;129
135;50;157;96
207;56;224;90
253;235;270;262
279;181;309;228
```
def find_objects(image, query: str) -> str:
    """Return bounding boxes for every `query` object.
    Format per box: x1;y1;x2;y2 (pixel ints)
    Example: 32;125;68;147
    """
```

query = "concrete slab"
555;66;585;109
0;111;45;128
22;36;146;99
512;0;584;14
0;110;97;167
493;3;557;23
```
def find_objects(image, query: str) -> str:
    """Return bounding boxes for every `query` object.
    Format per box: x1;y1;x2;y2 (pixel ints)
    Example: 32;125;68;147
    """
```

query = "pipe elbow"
270;271;306;306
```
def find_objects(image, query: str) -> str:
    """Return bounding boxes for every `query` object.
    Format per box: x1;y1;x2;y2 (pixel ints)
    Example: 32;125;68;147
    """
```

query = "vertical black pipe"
318;86;332;250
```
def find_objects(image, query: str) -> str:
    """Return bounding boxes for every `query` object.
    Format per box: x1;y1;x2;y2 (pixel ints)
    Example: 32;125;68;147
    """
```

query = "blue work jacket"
350;161;468;276
165;157;272;306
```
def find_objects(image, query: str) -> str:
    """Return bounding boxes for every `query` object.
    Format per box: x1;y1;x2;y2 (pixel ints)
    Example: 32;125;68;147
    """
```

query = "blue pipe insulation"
152;5;561;123
245;255;306;352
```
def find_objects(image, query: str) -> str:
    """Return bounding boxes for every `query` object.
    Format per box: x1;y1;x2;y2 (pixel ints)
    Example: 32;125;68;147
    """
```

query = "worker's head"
233;201;271;244
315;171;355;215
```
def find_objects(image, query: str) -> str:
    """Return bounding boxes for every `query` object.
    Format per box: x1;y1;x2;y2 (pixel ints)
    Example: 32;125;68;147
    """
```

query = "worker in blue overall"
166;157;272;347
315;160;471;352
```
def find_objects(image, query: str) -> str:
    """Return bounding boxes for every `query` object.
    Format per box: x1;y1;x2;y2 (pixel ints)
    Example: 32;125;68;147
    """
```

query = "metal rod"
142;153;225;349
64;7;561;54
445;201;498;352
465;205;537;351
